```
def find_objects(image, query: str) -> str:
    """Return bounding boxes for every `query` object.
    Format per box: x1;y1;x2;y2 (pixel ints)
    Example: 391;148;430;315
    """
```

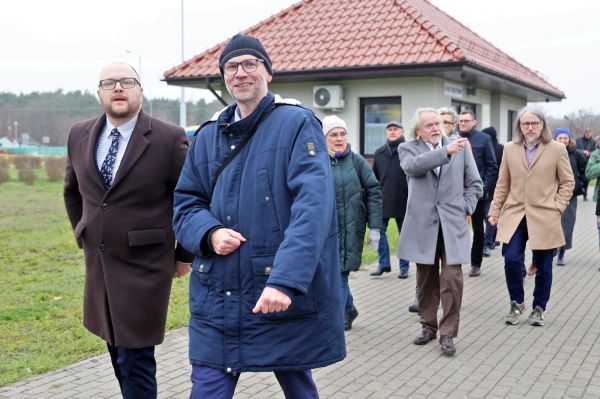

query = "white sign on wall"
444;82;464;98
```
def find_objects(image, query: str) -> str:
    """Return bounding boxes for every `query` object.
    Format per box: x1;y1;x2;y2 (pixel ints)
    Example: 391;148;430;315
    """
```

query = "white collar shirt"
95;115;138;181
424;139;444;176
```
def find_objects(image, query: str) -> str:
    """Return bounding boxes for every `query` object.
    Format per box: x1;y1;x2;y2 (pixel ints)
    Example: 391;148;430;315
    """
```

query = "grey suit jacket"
397;136;483;265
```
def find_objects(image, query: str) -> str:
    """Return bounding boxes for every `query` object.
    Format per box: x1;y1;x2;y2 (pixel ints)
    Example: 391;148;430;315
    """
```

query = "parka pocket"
190;257;216;318
257;169;281;233
251;255;318;321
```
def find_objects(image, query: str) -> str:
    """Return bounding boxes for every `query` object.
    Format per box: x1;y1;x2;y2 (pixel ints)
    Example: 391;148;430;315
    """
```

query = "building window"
360;97;402;157
507;110;516;142
451;100;476;118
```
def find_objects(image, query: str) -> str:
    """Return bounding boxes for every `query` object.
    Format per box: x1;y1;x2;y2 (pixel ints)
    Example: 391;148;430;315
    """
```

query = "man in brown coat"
63;62;193;398
488;107;574;327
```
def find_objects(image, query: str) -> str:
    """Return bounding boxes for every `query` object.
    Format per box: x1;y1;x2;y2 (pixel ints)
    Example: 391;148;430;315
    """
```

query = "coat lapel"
82;115;107;190
529;141;547;169
110;111;151;190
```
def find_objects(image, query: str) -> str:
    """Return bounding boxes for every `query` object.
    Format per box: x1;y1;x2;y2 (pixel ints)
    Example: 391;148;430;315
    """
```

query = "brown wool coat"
63;111;192;348
489;140;574;250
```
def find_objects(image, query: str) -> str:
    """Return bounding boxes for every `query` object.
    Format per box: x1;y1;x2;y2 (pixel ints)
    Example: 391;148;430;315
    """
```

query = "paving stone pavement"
2;198;600;398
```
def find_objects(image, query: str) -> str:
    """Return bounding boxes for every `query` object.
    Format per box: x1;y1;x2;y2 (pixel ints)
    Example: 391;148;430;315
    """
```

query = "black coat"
459;129;498;195
568;145;587;197
372;138;408;221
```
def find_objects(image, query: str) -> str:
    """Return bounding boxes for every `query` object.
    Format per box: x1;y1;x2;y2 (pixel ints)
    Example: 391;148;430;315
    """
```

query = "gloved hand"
368;229;380;250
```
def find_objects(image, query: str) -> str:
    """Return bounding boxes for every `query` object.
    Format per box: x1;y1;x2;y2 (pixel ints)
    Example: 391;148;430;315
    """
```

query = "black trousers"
470;199;485;267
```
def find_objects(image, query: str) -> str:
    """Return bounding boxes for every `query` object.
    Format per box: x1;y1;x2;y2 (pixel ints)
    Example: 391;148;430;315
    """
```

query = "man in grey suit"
398;107;483;355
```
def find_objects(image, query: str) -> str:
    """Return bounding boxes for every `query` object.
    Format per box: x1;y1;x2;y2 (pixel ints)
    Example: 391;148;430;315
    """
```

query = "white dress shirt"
95;115;138;181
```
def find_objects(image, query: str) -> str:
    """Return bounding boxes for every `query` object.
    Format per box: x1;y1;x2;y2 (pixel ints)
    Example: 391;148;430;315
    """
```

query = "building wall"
490;94;526;143
217;76;527;152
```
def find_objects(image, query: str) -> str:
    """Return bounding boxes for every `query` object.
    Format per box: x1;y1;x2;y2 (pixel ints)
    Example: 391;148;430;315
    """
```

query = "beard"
524;134;540;146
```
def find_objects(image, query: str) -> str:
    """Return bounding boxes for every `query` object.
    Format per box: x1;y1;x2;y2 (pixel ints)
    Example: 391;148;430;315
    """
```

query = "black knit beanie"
219;34;272;77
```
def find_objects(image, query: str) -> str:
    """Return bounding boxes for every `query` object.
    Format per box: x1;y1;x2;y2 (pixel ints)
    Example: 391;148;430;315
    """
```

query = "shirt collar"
105;115;138;141
523;139;540;151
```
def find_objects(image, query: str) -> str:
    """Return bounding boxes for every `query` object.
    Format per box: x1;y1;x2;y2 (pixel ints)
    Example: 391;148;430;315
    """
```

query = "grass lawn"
0;164;396;386
0;168;189;386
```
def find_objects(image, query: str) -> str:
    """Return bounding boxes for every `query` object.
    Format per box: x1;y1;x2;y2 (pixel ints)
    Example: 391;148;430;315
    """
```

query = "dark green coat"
330;146;382;272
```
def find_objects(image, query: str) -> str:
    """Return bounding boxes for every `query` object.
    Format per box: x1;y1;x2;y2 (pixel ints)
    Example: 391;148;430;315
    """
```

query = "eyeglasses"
328;131;347;138
443;121;456;126
422;122;441;131
458;119;473;124
222;59;264;75
520;121;541;129
98;78;140;90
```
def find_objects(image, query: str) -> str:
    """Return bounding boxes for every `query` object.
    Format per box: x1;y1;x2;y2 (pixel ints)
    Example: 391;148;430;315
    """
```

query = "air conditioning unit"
313;85;345;109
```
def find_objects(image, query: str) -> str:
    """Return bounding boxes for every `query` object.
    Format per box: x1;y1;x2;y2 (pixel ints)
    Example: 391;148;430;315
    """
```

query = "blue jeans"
597;221;600;253
340;272;355;313
503;217;553;310
378;218;409;272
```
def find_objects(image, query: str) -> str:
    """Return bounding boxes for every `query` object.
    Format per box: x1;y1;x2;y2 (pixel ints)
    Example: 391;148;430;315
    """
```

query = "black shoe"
469;265;481;277
370;266;391;276
408;302;420;314
344;308;359;331
494;241;500;247
398;269;409;279
482;247;491;257
440;335;456;355
413;330;436;345
557;257;565;266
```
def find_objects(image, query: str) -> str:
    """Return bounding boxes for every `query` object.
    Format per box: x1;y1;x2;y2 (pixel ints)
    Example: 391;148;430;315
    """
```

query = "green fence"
4;146;68;156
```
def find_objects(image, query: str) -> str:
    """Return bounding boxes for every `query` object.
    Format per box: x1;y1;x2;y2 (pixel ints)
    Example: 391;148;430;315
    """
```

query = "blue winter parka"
173;92;346;373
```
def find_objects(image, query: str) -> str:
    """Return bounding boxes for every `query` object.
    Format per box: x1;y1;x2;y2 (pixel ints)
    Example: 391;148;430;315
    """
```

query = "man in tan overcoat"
63;62;193;398
488;107;574;327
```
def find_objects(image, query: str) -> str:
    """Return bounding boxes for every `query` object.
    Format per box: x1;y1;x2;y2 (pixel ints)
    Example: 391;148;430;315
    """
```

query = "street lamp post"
13;121;18;142
126;50;153;116
179;0;187;128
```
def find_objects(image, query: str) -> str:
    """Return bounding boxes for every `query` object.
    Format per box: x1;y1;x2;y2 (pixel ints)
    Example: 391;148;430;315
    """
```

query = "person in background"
481;126;504;257
576;128;595;200
489;107;574;327
553;128;587;266
323;115;382;330
371;120;410;279
172;34;345;398
398;108;482;356
585;135;600;262
439;107;459;138
458;111;498;277
63;62;193;398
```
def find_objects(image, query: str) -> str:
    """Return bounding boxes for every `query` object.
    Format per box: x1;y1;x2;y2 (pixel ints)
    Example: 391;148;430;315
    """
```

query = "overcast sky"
1;0;599;117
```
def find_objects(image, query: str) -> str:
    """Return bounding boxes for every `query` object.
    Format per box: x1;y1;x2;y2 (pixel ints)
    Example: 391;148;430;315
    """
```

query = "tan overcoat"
489;140;574;249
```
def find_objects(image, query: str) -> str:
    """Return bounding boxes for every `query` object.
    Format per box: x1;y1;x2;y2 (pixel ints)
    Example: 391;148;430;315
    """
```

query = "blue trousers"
107;343;157;399
378;218;410;272
502;218;554;310
340;271;355;314
190;365;319;399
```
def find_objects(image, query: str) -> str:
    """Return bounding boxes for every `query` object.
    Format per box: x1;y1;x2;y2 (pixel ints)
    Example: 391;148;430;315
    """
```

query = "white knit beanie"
322;115;347;136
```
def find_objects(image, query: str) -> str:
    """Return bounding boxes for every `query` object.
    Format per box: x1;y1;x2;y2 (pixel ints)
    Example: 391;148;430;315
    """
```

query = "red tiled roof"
164;0;563;98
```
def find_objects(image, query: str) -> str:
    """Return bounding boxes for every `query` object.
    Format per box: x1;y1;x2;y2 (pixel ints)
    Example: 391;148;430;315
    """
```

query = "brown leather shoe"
413;330;436;345
440;335;456;355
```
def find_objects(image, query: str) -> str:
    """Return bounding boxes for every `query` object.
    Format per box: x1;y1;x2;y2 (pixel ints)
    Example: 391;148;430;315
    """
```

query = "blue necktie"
100;128;121;188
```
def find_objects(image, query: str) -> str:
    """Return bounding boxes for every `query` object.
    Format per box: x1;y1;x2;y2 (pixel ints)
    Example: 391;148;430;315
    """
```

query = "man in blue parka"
173;34;346;398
